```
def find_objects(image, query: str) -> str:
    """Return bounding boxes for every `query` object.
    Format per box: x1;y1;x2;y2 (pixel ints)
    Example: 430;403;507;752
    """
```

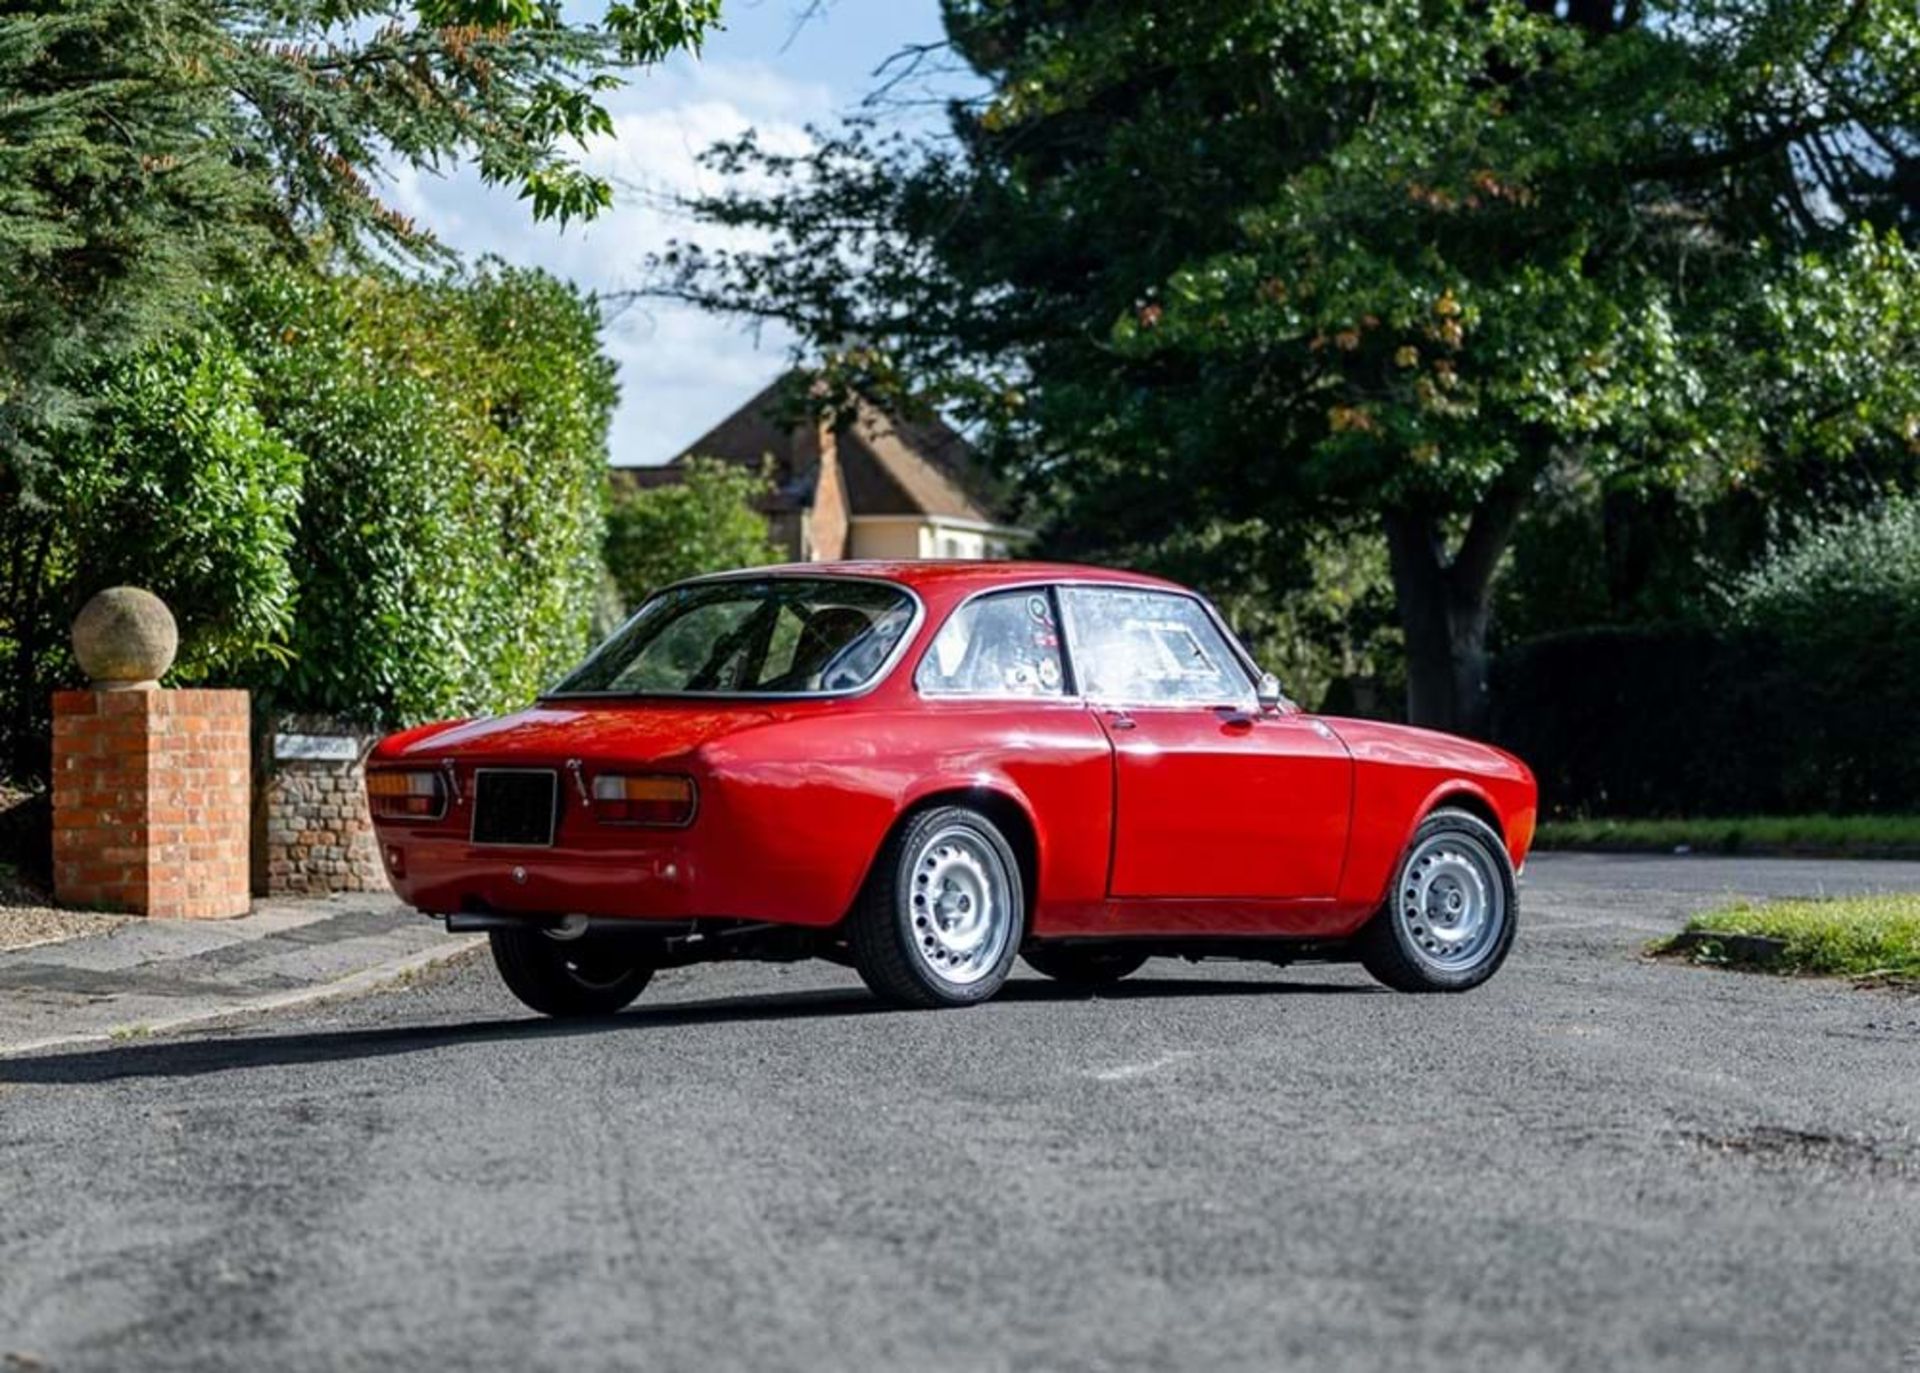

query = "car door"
1059;585;1353;900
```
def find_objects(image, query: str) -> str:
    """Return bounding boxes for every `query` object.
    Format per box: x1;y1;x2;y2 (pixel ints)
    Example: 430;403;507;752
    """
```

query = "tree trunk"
1382;483;1526;738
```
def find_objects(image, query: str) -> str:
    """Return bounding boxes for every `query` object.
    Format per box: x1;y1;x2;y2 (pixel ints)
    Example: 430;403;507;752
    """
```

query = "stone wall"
255;718;389;897
52;689;251;919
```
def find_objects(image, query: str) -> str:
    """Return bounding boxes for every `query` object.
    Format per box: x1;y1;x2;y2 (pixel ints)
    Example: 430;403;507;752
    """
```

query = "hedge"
1493;502;1920;817
226;263;616;726
0;261;617;782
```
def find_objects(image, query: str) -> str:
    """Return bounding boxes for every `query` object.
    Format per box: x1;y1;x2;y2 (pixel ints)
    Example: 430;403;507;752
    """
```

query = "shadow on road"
0;974;1375;1085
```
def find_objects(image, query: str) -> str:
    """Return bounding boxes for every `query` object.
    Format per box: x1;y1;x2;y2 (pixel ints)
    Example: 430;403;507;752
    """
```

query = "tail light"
591;774;697;827
367;769;448;821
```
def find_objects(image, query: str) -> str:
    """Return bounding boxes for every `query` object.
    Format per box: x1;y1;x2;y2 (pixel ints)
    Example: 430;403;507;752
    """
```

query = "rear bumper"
380;835;702;921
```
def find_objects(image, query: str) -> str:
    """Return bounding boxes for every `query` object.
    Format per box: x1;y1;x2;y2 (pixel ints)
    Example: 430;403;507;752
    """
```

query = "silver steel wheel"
905;825;1014;987
1397;829;1506;973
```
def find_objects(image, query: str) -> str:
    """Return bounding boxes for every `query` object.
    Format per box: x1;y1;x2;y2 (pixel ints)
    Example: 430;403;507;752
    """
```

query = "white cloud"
390;56;832;466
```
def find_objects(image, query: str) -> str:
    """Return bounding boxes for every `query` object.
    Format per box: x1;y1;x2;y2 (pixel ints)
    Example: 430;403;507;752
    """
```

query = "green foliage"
603;458;779;614
1667;895;1920;980
1737;229;1920;471
1496;229;1920;644
0;330;304;774
1539;815;1920;858
220;0;721;251
57;339;306;679
0;0;707;781
0;260;617;777
226;262;618;724
659;0;1919;730
1146;520;1401;711
1493;501;1920;817
1491;624;1780;816
1732;499;1920;643
0;0;716;500
0;1;265;485
1725;500;1920;805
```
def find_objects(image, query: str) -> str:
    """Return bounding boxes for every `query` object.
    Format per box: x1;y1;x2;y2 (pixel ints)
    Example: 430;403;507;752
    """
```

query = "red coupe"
367;562;1536;1014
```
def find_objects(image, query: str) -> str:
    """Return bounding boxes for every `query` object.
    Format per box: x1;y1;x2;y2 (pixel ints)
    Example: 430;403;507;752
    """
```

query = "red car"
367;562;1536;1014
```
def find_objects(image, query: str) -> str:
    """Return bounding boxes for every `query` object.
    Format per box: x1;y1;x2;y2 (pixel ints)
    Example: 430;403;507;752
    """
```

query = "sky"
391;0;954;468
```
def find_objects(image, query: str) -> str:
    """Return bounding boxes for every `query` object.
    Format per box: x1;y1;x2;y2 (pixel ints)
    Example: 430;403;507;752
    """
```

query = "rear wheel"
1360;808;1516;993
850;806;1026;1008
489;927;654;1017
1022;946;1149;988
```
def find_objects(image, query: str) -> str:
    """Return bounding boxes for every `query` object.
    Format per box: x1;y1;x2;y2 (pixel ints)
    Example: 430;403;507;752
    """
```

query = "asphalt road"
3;854;1919;1373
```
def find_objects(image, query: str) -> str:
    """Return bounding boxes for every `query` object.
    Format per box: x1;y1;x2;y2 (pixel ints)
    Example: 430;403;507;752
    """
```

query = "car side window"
916;590;1067;698
1060;588;1253;707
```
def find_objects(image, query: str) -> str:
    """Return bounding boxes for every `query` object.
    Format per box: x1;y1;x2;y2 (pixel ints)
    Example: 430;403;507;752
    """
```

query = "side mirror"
1256;672;1285;711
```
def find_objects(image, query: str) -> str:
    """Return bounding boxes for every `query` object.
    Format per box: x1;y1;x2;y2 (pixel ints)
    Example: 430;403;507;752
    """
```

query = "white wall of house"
847;517;1015;561
845;518;924;560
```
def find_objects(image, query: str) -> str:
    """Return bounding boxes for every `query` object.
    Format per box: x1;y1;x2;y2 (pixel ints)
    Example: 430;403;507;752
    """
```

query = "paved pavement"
1;854;1918;1372
0;896;478;1055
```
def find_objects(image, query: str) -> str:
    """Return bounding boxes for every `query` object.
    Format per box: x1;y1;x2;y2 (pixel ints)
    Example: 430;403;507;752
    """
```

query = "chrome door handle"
1107;713;1137;731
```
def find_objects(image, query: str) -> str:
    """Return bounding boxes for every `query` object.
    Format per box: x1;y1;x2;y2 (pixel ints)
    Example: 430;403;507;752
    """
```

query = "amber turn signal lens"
590;774;696;826
367;769;447;821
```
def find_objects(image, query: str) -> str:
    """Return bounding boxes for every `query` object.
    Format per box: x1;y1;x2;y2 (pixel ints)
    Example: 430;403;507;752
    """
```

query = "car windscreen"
549;578;919;697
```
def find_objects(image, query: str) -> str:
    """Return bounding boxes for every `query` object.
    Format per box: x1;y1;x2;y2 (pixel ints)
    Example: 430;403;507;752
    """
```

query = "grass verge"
1537;814;1920;859
1657;893;1920;982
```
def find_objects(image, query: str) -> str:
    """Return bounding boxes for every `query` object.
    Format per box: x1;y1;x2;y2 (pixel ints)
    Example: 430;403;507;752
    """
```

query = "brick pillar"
51;689;251;919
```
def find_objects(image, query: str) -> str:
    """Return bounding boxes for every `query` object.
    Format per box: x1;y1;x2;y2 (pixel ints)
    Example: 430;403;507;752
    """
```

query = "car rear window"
549;578;918;697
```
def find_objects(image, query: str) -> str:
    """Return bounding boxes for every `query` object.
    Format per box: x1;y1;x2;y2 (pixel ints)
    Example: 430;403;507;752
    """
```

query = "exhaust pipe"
444;910;695;939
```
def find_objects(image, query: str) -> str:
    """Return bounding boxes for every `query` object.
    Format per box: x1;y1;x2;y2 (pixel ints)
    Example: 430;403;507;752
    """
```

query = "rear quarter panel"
1324;718;1537;914
692;698;1114;932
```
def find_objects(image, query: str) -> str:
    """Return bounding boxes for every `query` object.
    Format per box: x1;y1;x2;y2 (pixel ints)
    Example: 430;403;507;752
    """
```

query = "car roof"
685;560;1187;596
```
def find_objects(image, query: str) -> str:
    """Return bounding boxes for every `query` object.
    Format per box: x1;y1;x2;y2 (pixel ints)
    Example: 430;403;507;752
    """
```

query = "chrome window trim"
539;571;927;704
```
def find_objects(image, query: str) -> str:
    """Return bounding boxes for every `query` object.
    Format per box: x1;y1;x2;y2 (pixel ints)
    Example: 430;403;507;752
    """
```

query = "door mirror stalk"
1256;672;1285;712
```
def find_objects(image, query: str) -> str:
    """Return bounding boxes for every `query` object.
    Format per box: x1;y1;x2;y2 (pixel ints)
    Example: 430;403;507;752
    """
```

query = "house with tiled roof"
613;378;1023;562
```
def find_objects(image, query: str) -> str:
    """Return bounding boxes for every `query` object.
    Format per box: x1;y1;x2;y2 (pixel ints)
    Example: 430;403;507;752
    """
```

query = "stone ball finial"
72;587;178;690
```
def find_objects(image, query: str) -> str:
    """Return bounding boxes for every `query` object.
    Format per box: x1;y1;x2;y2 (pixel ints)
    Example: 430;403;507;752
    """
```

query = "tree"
1;0;268;722
1;0;714;777
656;0;1919;734
603;458;779;612
1;0;717;497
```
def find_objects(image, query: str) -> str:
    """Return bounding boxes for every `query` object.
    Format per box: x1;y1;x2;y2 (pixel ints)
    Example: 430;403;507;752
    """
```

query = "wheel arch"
847;784;1041;924
1424;785;1504;841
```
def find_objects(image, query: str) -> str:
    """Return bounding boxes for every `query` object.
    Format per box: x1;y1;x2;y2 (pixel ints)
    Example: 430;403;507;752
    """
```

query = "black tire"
489;928;654;1017
1360;807;1517;993
850;805;1027;1009
1022;945;1150;987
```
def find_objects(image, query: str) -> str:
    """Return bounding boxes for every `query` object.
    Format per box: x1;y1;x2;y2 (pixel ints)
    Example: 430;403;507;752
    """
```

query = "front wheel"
1359;808;1517;993
850;806;1026;1008
489;928;654;1017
